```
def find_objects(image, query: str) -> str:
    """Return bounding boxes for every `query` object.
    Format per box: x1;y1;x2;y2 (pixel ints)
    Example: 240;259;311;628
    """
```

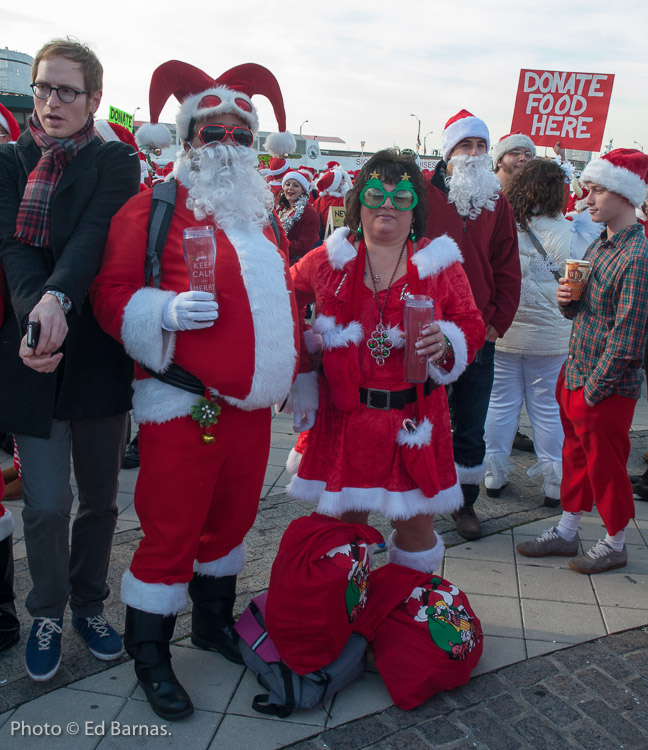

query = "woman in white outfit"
484;159;584;506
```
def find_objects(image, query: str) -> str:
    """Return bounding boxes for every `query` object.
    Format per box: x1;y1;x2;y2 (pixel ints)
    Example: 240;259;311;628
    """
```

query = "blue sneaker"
25;617;63;681
72;614;124;660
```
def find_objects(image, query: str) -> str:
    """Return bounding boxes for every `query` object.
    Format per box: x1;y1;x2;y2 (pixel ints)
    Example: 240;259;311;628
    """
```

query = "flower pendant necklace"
365;239;407;366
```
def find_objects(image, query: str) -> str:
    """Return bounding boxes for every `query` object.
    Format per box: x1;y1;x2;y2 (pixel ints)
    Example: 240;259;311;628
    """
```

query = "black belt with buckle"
359;379;439;411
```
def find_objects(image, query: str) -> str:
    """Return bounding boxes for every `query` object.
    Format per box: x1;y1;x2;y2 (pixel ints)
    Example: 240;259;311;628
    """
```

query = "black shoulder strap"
268;211;281;247
145;179;178;288
524;224;562;283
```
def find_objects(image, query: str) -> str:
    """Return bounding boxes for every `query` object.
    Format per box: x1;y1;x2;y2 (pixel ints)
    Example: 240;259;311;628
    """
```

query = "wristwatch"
44;290;72;313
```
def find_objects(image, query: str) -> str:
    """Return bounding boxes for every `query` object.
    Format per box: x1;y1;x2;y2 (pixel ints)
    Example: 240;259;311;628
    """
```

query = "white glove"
293;410;317;433
162;291;219;332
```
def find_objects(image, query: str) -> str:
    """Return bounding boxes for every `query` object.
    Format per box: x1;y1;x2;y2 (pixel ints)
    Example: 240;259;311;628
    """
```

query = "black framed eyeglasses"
31;83;89;103
197;124;254;148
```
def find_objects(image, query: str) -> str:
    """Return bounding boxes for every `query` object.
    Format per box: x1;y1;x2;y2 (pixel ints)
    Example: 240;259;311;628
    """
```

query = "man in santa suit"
313;166;352;237
91;60;316;721
425;110;520;541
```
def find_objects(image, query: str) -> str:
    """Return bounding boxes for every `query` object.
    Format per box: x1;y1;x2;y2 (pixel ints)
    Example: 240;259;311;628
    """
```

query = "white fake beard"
447;153;501;219
174;144;274;232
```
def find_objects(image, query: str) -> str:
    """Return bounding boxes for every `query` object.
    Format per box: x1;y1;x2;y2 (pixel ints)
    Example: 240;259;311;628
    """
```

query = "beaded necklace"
365;239;407;366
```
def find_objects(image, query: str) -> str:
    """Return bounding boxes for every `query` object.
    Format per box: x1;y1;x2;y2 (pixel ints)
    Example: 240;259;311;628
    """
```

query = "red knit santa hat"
580;148;648;208
138;60;296;155
440;109;490;162
0;103;20;142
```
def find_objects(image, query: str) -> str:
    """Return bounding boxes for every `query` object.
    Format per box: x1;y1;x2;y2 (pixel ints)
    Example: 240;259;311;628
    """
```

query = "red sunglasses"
197;124;254;148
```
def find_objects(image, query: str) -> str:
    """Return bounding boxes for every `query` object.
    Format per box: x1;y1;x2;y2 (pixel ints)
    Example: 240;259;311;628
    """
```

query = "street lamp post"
423;130;434;155
634;140;644;152
410;113;421;153
299;120;309;135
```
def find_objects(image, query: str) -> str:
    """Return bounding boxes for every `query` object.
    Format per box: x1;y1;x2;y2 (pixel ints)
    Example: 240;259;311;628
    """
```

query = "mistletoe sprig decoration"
191;397;221;429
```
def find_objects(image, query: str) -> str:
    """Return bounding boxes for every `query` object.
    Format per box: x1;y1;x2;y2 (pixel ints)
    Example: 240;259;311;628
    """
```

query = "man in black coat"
0;38;139;681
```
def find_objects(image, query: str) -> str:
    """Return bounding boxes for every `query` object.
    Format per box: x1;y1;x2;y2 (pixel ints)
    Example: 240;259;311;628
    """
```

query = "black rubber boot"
0;534;20;653
124;606;193;721
188;574;242;664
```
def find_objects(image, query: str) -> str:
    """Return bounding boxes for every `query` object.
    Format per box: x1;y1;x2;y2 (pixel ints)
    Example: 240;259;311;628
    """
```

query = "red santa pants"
558;373;636;535
130;403;271;586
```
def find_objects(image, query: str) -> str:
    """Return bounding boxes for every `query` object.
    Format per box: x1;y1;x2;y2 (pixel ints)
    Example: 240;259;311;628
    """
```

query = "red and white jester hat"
137;60;296;155
580;148;648;208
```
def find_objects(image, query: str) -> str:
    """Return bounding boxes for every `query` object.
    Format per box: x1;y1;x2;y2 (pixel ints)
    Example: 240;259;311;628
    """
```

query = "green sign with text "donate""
108;106;133;132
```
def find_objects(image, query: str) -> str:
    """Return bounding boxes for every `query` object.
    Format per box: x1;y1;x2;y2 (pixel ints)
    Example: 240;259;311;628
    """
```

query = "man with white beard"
91;60;316;721
425;110;520;540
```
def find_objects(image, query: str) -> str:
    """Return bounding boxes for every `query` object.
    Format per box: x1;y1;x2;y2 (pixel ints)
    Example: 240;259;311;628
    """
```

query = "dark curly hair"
503;158;568;227
345;149;428;238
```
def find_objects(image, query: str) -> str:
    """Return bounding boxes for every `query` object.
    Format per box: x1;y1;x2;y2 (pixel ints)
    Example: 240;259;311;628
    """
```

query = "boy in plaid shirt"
517;148;648;574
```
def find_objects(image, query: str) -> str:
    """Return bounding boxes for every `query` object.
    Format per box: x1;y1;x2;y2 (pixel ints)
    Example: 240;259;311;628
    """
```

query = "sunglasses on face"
359;177;418;211
197;124;254;147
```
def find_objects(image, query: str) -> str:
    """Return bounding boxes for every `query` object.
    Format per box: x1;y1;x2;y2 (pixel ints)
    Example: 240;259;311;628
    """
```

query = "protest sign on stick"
511;69;614;152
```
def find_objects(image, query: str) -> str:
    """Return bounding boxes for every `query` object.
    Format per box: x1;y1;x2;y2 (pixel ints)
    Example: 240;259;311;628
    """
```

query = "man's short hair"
32;38;103;94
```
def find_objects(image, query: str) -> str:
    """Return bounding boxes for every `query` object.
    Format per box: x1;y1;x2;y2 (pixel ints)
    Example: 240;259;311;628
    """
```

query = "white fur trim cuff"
313;315;364;349
0;508;15;542
132;378;197;425
396;417;432;447
286;448;302;475
385;324;405;348
280;371;319;414
412;235;463;279
455;461;486;485
326;227;356;269
193;542;246;577
121;570;188;616
428;320;469;384
581;158;647;208
287;476;464;518
387;530;445;573
122;287;176;372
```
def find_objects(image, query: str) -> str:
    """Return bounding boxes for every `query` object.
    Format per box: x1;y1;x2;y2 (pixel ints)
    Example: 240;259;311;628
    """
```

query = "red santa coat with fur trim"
287;228;485;520
91;183;313;425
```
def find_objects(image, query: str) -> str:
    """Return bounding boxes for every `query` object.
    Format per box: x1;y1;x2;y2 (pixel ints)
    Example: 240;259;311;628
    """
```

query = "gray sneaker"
516;527;579;558
568;539;627;574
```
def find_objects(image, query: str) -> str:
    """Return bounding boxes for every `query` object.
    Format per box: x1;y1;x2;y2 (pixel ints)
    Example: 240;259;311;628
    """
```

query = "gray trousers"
15;413;128;619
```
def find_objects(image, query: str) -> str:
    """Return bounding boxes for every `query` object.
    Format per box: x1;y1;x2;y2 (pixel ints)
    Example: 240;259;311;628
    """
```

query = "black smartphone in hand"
26;321;41;349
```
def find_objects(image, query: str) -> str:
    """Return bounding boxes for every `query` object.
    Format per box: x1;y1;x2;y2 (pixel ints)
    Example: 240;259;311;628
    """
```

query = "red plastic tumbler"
403;295;434;383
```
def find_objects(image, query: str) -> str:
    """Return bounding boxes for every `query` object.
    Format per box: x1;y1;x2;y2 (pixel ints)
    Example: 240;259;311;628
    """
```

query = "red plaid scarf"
14;113;96;248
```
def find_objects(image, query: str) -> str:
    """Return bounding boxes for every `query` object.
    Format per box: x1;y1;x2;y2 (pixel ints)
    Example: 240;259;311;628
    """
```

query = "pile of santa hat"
580;148;648;208
492;131;536;165
0;103;20;142
135;59;295;160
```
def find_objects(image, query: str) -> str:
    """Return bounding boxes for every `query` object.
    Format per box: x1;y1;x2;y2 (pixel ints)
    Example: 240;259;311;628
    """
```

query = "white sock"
604;529;626;551
556;511;583;540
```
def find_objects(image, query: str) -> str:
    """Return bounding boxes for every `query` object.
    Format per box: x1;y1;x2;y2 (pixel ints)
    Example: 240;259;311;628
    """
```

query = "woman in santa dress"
287;150;485;573
277;169;320;265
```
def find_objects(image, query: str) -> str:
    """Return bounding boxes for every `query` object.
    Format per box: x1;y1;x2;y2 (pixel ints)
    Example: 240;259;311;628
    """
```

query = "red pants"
558;372;636;535
131;404;271;585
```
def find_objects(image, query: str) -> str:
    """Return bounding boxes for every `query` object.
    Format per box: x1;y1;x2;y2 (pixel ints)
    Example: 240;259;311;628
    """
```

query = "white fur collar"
412;234;463;279
326;227;357;269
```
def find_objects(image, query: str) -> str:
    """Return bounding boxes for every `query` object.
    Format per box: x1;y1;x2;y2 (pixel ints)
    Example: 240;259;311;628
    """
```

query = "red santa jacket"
91;183;315;424
425;167;520;337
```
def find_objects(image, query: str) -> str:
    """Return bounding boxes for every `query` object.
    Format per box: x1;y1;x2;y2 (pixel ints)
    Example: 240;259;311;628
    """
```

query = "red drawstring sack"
265;512;383;675
356;563;483;709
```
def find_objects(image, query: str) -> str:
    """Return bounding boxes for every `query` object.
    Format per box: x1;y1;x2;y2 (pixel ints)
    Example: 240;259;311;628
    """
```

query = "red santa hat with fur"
440;109;490;162
315;167;352;198
0;103;20;142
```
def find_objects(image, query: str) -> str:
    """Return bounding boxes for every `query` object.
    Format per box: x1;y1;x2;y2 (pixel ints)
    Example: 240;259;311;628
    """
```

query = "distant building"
0;47;34;132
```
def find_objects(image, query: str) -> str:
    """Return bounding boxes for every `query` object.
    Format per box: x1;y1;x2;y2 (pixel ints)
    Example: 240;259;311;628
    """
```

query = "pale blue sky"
4;0;647;154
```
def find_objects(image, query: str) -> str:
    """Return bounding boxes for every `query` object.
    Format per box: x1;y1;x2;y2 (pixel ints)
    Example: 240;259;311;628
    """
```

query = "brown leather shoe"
1;467;18;484
2;478;22;500
452;506;482;540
